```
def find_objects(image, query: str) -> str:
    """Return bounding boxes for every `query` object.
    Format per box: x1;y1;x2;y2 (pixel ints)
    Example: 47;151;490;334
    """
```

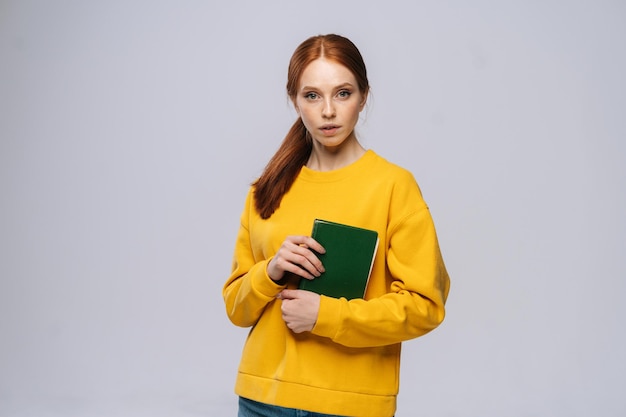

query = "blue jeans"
238;397;347;417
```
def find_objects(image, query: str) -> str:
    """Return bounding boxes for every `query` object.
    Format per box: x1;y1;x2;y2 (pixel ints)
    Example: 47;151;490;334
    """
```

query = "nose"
322;98;336;118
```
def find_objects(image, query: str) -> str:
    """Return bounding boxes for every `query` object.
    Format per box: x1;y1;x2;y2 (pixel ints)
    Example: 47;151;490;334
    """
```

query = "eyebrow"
300;82;356;92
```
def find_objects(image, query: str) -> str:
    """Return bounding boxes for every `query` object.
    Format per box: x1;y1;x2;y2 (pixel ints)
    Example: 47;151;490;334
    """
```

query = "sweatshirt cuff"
311;295;342;339
254;258;287;297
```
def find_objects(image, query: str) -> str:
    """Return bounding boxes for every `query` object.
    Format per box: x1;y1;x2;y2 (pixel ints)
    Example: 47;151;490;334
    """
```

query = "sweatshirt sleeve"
312;183;450;348
222;191;286;328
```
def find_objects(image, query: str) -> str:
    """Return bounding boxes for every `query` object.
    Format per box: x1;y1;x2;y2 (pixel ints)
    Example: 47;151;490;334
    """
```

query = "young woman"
223;34;450;417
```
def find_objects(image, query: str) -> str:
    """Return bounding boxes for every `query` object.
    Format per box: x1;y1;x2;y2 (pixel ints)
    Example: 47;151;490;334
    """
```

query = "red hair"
253;34;370;219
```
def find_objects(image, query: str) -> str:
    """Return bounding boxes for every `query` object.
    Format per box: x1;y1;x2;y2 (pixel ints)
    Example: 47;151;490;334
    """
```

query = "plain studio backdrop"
1;1;624;416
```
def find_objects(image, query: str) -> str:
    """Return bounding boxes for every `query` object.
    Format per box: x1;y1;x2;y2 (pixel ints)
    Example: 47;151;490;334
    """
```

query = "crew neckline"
299;149;376;183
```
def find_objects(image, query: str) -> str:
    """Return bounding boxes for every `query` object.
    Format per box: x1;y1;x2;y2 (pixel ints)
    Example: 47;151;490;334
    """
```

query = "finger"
274;255;319;279
286;235;326;255
279;289;298;300
278;248;324;278
290;243;325;274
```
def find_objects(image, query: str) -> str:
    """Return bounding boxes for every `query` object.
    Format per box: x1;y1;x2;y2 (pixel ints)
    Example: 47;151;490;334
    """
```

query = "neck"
306;139;366;171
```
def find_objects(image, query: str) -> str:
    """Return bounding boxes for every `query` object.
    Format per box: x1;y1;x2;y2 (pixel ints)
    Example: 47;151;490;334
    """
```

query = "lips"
320;124;340;136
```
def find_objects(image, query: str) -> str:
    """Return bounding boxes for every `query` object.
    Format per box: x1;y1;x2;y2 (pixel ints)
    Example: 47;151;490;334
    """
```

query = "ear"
359;89;369;111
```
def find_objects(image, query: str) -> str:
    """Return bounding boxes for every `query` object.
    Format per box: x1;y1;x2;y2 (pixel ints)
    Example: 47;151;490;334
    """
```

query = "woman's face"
294;58;366;151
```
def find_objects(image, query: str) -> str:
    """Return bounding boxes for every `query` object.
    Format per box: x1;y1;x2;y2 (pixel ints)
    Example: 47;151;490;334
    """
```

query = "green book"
298;219;379;300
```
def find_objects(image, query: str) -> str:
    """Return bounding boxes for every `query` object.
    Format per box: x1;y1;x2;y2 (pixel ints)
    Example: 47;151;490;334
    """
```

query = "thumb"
278;289;299;300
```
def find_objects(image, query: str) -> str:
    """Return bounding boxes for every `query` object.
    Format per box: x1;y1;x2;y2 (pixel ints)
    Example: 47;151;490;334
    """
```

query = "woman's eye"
337;90;352;98
304;92;318;100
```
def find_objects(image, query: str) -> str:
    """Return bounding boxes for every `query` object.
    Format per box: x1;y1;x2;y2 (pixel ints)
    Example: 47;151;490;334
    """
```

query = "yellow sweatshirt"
223;150;450;417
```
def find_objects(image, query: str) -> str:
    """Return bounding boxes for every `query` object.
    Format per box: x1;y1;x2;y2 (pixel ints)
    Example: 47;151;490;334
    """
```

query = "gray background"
1;1;624;416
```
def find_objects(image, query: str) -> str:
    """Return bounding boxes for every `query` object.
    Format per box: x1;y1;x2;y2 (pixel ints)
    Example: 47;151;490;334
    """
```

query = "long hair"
253;34;370;219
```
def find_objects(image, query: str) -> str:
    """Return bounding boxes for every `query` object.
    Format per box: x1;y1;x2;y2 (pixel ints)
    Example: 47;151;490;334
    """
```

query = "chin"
315;136;349;148
317;142;346;151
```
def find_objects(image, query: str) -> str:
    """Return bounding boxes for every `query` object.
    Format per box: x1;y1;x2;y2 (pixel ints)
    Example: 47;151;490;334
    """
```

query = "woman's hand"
267;235;325;282
278;289;321;333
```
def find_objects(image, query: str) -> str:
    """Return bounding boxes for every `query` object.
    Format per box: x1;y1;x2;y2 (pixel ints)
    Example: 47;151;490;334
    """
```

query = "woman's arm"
223;192;326;328
222;220;282;328
310;207;450;347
